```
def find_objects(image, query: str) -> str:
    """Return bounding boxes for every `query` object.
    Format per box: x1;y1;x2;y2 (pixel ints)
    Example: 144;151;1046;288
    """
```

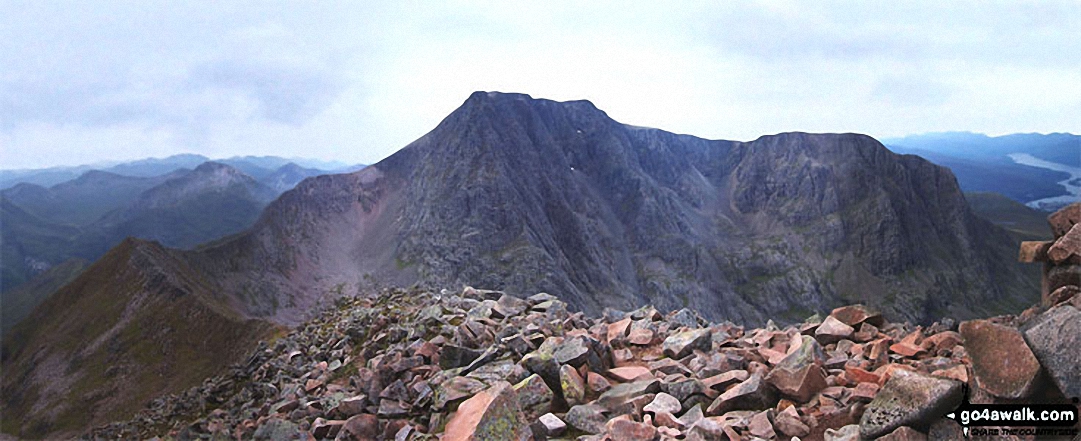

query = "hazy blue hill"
93;162;278;249
0;198;83;291
885;131;1079;166
1;170;184;226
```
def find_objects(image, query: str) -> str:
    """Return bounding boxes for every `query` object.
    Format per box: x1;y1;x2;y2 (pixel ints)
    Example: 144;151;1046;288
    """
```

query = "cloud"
1;1;1079;169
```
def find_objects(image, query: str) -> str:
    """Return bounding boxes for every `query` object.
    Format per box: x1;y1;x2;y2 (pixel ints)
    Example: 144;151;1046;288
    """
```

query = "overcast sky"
1;1;1079;169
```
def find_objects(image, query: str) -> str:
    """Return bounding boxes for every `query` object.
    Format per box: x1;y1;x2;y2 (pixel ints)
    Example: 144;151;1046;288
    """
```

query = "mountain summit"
196;91;1035;325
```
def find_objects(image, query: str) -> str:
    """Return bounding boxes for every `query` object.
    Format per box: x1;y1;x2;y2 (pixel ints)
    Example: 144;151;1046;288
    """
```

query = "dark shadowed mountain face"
195;92;1037;326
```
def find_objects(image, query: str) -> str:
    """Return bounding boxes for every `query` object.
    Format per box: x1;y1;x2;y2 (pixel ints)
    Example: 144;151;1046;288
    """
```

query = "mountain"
884;132;1079;208
90;162;278;250
0;154;209;189
0;258;88;332
0;154;360;190
0;197;82;291
1;170;183;226
259;162;326;193
0;163;278;330
884;131;1080;166
0;239;275;438
189;92;1036;327
1;92;1042;437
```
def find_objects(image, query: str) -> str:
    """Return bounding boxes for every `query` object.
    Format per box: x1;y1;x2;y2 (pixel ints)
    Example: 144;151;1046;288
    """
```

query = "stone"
815;316;855;344
777;335;825;370
607;317;631;343
851;381;879;402
1049;223;1081;263
332;395;367;418
959;319;1041;399
830;304;885;327
441;345;485;370
643;392;681;415
702;370;749;391
442;381;530;441
597;379;661;410
824;424;860;441
845;366;881;384
920;331;961;353
537;413;566;437
765;363;827;403
339;414;379;441
252;418;303;440
748;410;776;438
859;370;963;439
662;378;706;402
607;366;652;382
586;372;611;394
512;374;553;418
662;328;712;359
559;364;586;405
1045;265;1081;302
773;405;809;438
706;373;776;415
1048;202;1081;238
564;404;608;434
607;418;656;440
877;425;928;441
889;341;926;358
434;376;487;410
931;365;968;384
553;335;600;369
668;308;700;329
1019;240;1053;262
628;328;654;345
1048;285;1080;306
311;418;345;439
1022;305;1081;399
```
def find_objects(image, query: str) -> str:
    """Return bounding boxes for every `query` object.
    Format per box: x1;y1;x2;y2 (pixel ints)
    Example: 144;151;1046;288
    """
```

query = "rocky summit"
86;253;1080;440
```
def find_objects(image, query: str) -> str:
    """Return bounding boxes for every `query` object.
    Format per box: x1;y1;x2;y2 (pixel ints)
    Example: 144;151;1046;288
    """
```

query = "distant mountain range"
0;154;361;190
0;159;363;332
0;92;1044;436
884;132;1079;211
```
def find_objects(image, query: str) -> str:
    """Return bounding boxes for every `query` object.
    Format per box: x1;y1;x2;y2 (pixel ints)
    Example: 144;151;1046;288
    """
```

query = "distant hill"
0;154;362;190
0;163;278;330
965;192;1053;242
884;132;1078;210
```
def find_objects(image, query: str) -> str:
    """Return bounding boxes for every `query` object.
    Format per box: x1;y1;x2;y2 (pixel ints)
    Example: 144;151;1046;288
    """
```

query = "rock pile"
83;207;1080;441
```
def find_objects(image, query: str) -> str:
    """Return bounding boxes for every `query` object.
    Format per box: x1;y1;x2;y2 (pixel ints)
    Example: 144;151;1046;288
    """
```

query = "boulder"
1048;223;1081;263
1048;202;1081;238
643;392;681;415
765;363;827;403
537;413;566;437
859;370;963;439
959;319;1041;399
662;328;712;359
815;316;855;344
830;305;885;327
442;381;530;441
559;364;586;405
512;374;553;418
706;373;776;415
1019;240;1053;263
1022;305;1081;398
564;404;608;434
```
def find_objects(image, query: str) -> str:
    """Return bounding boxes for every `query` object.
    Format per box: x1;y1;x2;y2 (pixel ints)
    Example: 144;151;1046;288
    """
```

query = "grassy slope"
965;192;1053;241
0;239;275;438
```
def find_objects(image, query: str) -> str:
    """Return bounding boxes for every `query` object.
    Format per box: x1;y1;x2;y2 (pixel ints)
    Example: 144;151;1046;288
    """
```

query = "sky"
1;1;1079;170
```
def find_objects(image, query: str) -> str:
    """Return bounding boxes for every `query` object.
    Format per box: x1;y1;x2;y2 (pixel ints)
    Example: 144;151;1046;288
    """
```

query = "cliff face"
198;92;1036;325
